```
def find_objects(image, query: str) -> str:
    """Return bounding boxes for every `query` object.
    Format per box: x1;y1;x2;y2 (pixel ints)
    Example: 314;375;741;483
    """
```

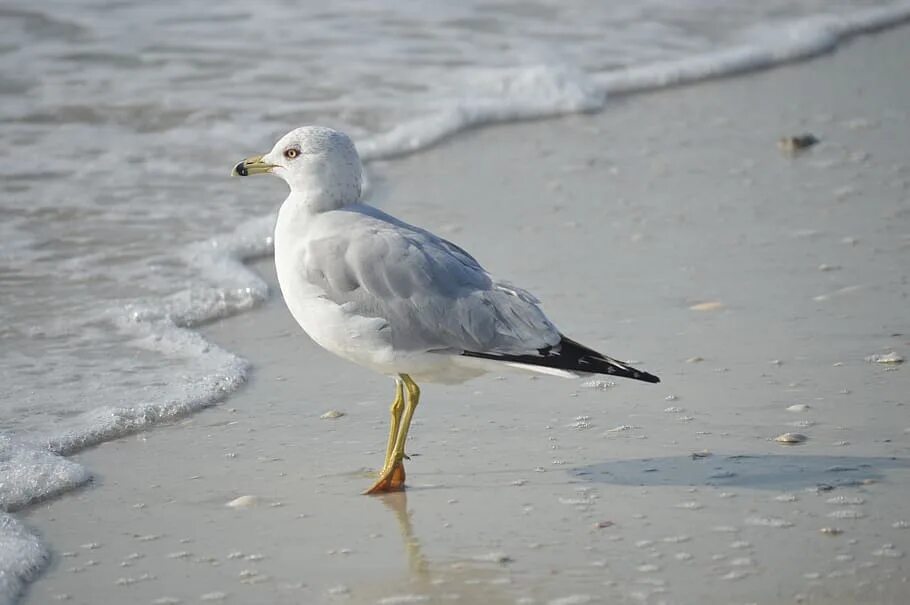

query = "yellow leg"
365;374;420;495
390;375;420;465
381;379;405;471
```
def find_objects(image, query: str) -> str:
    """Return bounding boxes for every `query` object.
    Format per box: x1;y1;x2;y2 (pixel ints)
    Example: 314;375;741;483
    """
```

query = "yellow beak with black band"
231;154;276;177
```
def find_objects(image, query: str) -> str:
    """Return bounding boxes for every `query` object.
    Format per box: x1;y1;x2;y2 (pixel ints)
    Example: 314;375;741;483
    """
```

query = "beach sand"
20;28;910;605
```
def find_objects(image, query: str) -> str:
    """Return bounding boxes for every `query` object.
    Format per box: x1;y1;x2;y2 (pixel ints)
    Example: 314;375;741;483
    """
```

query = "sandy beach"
19;27;910;605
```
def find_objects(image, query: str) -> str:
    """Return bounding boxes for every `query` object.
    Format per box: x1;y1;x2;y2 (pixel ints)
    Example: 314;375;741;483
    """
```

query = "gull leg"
390;374;420;467
365;374;420;495
381;378;405;471
365;377;407;494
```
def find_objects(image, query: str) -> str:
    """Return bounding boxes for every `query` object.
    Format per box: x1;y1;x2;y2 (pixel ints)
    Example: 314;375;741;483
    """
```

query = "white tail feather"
503;362;579;379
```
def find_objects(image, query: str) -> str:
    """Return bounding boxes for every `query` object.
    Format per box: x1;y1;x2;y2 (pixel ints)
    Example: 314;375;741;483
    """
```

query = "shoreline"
15;25;910;605
8;0;910;517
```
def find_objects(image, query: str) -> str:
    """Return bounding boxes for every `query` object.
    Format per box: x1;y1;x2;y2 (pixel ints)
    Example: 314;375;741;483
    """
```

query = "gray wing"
303;215;560;355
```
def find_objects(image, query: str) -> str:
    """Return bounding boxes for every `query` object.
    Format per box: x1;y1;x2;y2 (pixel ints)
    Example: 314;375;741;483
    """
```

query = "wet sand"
21;28;910;605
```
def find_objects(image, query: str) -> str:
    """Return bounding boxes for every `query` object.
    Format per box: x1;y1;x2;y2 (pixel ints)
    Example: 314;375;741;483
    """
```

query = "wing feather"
304;208;559;355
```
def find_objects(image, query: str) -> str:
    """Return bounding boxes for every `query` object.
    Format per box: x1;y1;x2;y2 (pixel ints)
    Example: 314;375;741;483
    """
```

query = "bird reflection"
361;491;520;605
377;491;429;578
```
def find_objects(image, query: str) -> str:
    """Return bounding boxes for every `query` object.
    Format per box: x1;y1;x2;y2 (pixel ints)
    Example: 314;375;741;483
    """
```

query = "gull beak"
231;154;275;177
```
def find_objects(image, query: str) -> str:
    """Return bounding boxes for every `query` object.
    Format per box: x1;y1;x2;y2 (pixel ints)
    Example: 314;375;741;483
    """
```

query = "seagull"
232;126;659;494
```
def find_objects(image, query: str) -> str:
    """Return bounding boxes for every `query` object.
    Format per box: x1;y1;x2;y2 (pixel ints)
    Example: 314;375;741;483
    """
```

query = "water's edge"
4;6;910;604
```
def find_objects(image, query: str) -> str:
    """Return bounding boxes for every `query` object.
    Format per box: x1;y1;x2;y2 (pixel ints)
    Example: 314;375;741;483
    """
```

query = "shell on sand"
226;495;260;509
778;133;819;153
774;432;808;444
689;301;725;312
865;352;904;364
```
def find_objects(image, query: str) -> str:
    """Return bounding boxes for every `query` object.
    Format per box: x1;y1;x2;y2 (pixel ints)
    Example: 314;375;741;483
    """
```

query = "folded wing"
303;211;560;356
303;206;659;384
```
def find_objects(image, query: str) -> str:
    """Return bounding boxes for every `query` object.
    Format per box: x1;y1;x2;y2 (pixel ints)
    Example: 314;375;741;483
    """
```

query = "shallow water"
2;0;910;602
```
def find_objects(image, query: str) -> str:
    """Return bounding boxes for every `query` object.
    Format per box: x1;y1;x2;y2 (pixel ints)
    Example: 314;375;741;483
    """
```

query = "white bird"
232;126;659;494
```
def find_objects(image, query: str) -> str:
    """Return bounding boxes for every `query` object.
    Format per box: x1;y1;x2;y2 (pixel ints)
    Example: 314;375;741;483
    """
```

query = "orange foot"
364;460;406;495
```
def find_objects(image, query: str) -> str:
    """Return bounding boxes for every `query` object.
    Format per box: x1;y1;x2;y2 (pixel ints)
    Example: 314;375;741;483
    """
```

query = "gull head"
232;126;362;209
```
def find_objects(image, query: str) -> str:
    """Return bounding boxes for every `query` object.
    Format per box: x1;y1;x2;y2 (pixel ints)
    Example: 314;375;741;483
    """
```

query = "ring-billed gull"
233;126;659;494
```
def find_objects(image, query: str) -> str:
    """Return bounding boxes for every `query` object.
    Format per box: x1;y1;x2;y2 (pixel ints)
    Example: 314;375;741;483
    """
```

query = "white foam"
0;436;90;511
0;216;271;603
595;5;910;94
0;515;47;605
358;64;604;160
26;215;274;457
360;3;910;161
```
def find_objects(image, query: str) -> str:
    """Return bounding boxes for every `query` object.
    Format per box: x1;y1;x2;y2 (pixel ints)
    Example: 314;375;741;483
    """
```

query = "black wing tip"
461;335;661;384
603;363;661;384
635;370;661;384
558;335;660;384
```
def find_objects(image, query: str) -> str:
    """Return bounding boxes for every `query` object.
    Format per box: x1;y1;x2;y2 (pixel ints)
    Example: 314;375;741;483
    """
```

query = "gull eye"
284;148;300;160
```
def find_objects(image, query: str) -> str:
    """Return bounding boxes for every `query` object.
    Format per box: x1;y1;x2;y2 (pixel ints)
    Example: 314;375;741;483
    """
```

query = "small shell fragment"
605;424;634;432
226;495;260;509
786;404;810;412
865;352;904;364
690;301;725;312
471;552;514;564
774;432;808;445
820;527;844;536
320;410;345;419
778;133;819;153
